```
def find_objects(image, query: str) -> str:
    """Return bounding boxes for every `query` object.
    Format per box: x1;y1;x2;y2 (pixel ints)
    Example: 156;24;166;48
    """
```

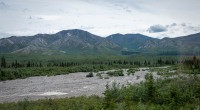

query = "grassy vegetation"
106;70;124;77
0;54;191;81
0;96;103;110
0;55;200;109
149;57;200;77
149;66;178;77
127;68;140;75
96;72;103;79
0;65;110;81
103;73;200;109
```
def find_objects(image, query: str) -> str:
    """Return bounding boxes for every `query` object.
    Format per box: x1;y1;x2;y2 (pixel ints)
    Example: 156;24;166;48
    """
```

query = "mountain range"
0;29;199;55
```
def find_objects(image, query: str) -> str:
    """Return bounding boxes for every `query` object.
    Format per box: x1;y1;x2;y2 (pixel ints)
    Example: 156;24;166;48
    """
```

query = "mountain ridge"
0;29;200;55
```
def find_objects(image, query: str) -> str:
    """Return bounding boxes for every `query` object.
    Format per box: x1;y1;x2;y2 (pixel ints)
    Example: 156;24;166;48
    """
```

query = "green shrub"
86;72;94;77
96;73;103;79
127;68;139;75
106;70;124;77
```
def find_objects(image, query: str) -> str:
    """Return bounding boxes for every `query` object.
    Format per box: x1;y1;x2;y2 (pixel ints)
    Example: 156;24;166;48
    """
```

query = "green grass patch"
127;68;139;75
106;70;124;77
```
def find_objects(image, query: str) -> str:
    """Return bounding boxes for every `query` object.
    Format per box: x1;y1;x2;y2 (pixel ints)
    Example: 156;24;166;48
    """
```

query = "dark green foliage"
182;56;200;74
102;75;200;109
103;83;115;109
106;70;124;77
0;96;103;110
144;60;147;66
86;72;94;77
96;73;103;79
150;66;179;77
0;54;182;81
110;75;200;109
0;56;196;81
1;56;6;68
157;57;163;65
26;61;31;67
145;73;156;102
127;68;139;75
0;54;197;81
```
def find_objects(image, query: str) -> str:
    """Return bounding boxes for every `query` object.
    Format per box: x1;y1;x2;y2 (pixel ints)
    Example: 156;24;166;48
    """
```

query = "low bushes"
106;70;124;77
86;72;94;77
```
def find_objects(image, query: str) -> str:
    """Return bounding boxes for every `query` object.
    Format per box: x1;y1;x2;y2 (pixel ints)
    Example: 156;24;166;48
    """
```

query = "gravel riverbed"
0;68;158;102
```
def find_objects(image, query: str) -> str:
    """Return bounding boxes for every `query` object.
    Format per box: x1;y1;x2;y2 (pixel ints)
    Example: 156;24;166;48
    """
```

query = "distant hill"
0;29;121;55
138;33;200;55
106;33;158;51
0;29;199;55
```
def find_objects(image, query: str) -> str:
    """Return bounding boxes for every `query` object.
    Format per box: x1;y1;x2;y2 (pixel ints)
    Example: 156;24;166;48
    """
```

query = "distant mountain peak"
0;29;121;54
106;33;156;51
57;29;90;35
0;29;199;55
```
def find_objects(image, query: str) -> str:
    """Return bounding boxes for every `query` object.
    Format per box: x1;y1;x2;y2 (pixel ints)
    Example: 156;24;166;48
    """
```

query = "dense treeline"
0;55;199;81
176;56;200;74
1;74;200;110
183;56;200;70
0;56;176;68
0;56;177;81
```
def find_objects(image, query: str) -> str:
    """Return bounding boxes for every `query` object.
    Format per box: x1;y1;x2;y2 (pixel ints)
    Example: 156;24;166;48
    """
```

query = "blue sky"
0;0;200;38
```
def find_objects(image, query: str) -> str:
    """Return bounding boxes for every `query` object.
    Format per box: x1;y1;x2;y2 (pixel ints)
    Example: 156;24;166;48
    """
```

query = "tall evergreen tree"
39;62;43;67
1;56;6;68
27;61;31;67
144;60;147;66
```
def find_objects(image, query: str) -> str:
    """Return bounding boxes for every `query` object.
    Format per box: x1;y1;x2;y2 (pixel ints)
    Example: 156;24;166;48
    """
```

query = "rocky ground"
0;68;159;103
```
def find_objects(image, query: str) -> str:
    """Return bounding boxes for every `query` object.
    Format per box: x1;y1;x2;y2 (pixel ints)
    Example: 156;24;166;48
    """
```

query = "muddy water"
0;68;158;102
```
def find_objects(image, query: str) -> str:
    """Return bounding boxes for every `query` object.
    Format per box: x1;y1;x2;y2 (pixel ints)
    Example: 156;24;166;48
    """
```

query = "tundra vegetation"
0;55;200;109
0;55;179;81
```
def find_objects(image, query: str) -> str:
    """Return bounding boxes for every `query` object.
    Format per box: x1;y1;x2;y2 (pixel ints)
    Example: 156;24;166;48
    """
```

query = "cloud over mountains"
148;25;167;33
0;0;200;38
145;23;200;38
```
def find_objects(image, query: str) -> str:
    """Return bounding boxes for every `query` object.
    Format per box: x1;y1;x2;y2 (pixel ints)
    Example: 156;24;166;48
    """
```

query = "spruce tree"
1;56;6;68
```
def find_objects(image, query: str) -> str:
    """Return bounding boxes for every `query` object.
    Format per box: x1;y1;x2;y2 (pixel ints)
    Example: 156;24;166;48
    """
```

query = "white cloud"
144;23;200;38
148;25;167;33
0;0;200;38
